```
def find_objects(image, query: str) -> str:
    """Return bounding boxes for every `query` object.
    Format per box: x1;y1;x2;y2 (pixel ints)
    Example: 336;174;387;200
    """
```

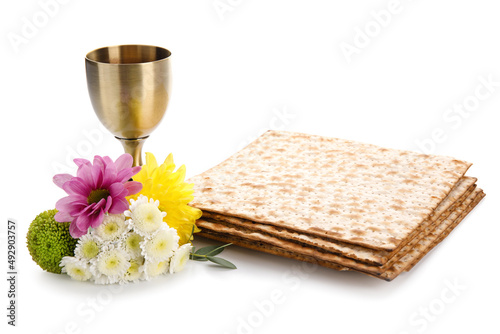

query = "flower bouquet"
27;153;235;284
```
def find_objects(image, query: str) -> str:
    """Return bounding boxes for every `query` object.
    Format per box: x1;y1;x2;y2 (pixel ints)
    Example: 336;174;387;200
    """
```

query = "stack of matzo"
188;131;484;281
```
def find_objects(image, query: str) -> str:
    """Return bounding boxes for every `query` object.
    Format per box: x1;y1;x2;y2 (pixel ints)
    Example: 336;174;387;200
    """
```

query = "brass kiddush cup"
85;45;172;166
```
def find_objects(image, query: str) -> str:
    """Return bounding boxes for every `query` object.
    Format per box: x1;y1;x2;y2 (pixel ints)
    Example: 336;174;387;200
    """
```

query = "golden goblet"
85;44;172;166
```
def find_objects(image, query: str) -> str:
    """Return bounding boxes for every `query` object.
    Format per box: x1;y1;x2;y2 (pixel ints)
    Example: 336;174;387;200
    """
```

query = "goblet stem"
116;137;148;166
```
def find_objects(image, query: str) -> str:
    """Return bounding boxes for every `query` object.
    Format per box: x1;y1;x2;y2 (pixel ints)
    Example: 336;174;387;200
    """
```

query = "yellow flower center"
87;188;110;204
157;261;166;271
155;240;167;252
179;254;188;267
128;260;140;274
126;234;142;251
104;223;118;235
132;203;163;233
82;241;99;259
105;258;118;269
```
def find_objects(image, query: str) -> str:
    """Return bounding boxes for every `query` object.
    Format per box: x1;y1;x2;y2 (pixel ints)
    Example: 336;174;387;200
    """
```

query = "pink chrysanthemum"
53;154;142;238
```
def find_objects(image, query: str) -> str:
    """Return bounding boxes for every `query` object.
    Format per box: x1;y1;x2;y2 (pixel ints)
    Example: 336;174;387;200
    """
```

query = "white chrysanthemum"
141;228;179;261
94;214;128;241
74;234;101;261
60;257;92;282
124;195;166;236
169;244;192;274
95;247;130;278
121;232;144;258
122;257;145;283
144;259;169;280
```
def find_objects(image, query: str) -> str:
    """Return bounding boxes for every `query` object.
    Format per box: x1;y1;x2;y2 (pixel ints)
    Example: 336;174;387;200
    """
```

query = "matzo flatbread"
196;182;464;276
404;189;485;272
197;181;475;275
379;188;484;280
197;188;483;281
190;130;471;251
200;177;476;266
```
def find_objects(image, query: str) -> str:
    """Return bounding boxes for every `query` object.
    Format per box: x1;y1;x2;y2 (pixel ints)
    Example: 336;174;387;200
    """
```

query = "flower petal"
74;158;90;168
54;211;73;223
108;182;124;195
105;196;113;212
114;153;133;171
77;163;94;186
63;179;91;197
86;199;107;216
69;222;87;238
109;197;129;214
91;163;104;189
130;165;142;177
55;196;77;212
75;214;91;232
102;170;115;189
124;181;142;196
145;152;158;174
53;173;73;189
103;156;114;166
89;209;105;229
93;155;106;169
68;200;90;216
116;168;134;183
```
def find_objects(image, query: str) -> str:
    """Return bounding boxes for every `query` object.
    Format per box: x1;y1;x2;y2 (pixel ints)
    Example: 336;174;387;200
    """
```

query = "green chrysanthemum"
26;209;78;274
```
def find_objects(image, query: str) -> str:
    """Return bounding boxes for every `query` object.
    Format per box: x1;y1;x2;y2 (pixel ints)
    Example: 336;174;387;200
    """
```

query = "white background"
1;1;498;333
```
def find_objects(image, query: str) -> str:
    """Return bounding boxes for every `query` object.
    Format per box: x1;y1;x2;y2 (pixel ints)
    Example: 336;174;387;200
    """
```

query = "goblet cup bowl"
85;44;172;166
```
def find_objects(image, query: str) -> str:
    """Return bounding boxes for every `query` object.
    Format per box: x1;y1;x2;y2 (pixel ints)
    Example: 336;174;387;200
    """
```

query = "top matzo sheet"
189;131;471;251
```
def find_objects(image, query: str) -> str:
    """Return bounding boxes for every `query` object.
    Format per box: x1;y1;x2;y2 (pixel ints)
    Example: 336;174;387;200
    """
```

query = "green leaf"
195;244;229;256
189;254;208;261
207;256;237;269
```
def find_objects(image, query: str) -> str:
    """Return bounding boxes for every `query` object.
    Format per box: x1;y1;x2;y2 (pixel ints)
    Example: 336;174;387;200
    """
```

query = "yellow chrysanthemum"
128;153;202;245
